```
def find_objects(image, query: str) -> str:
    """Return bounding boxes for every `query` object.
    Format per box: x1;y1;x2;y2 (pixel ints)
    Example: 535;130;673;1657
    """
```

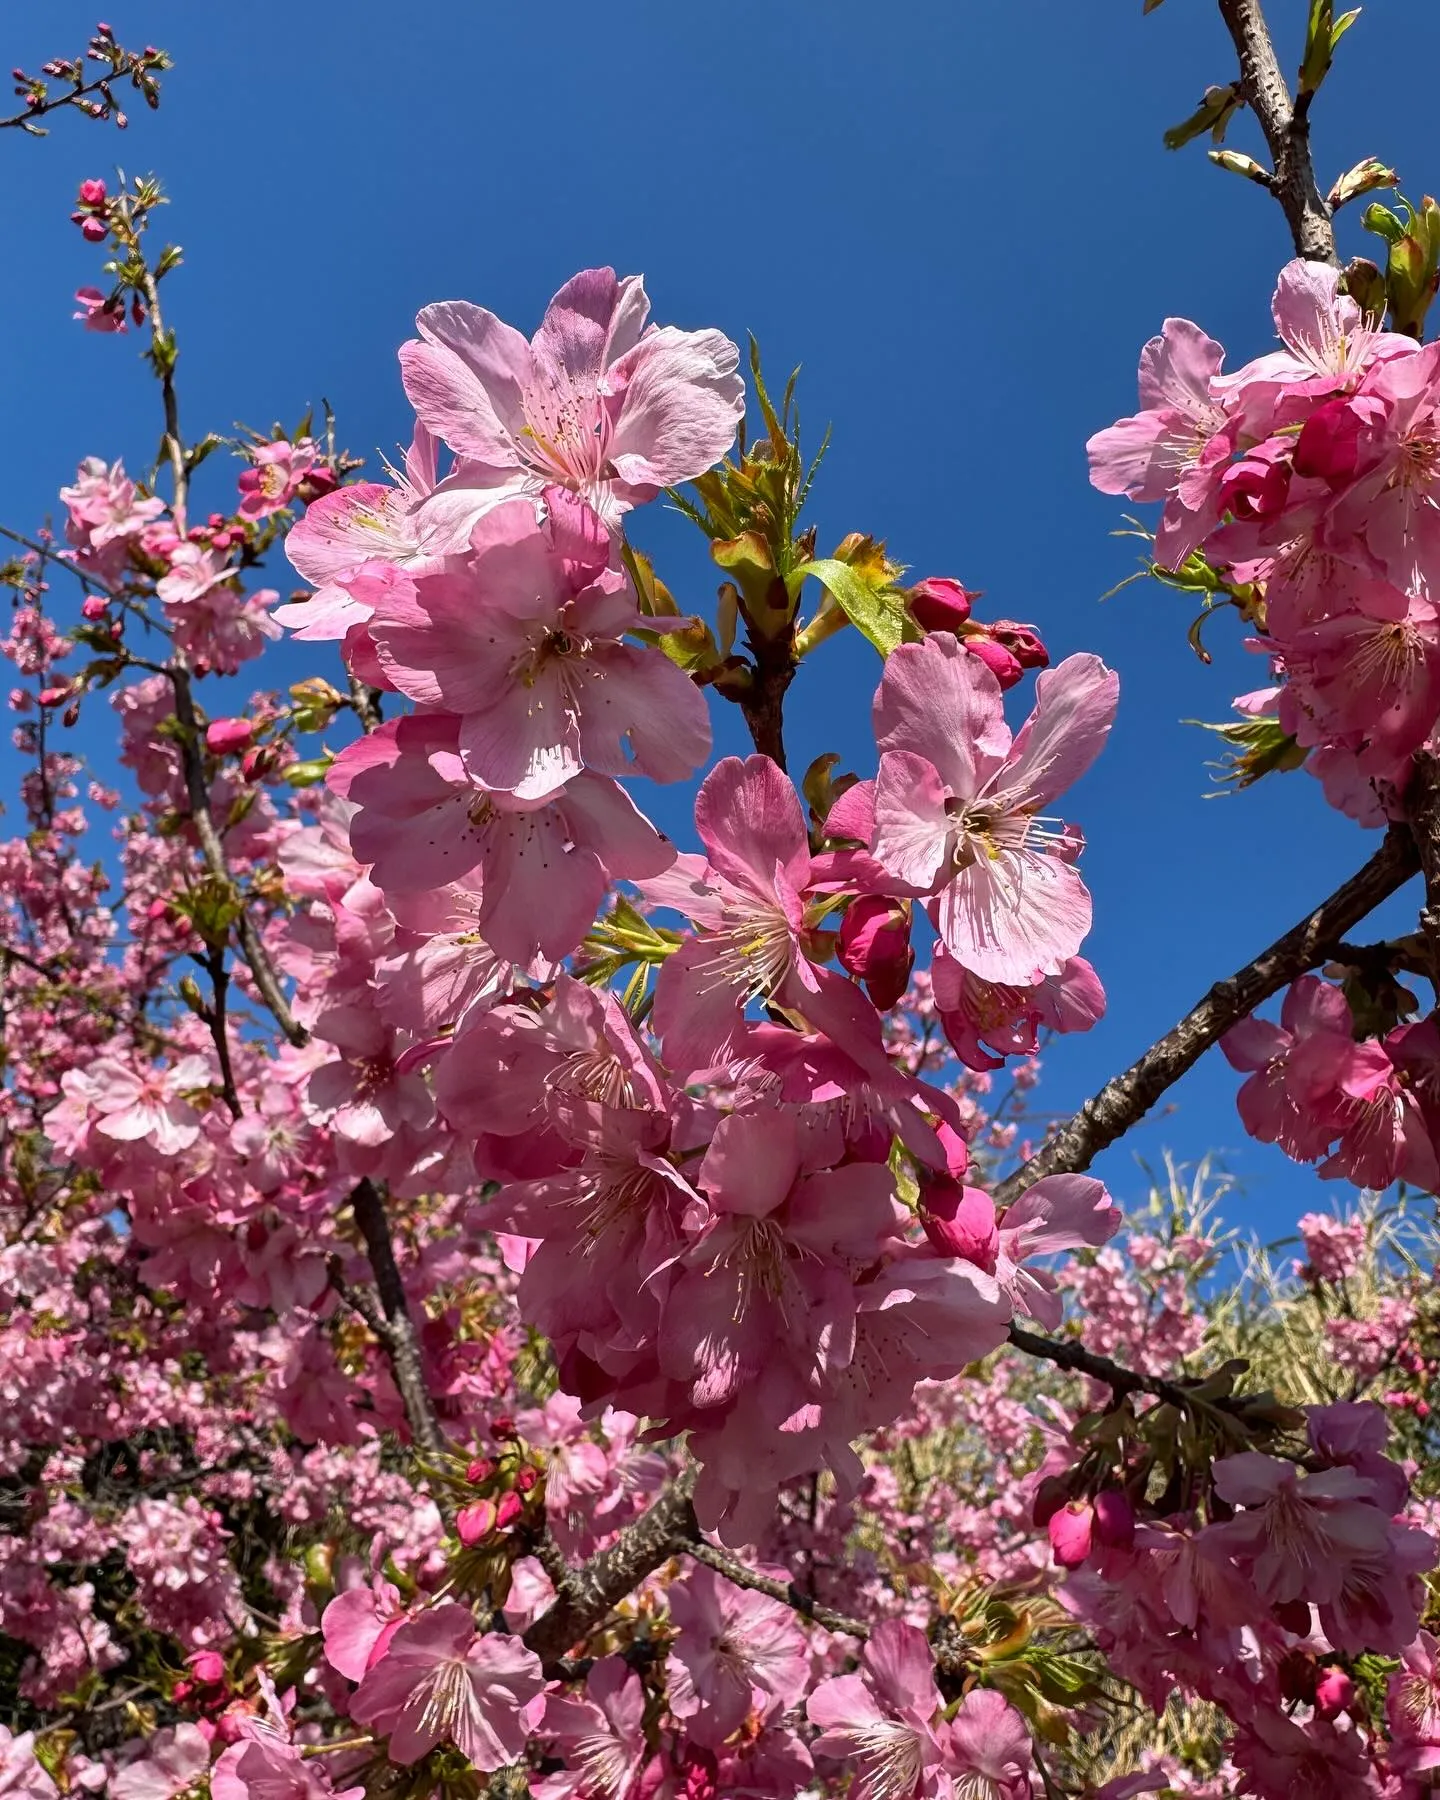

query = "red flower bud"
187;1650;225;1686
206;717;254;754
960;635;1023;690
1314;1668;1356;1718
81;596;108;620
78;178;107;206
909;576;976;635
1048;1499;1094;1569
491;1414;517;1441
837;895;913;1010
455;1498;497;1547
986;619;1049;670
465;1456;495;1485
514;1464;539;1493
494;1490;523;1531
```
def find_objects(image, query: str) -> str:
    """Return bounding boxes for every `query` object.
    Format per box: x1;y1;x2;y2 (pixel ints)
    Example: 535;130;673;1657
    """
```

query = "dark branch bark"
1215;0;1337;264
523;1468;698;1661
683;1534;869;1637
990;827;1419;1206
1406;750;1440;983
737;632;796;771
347;1178;445;1461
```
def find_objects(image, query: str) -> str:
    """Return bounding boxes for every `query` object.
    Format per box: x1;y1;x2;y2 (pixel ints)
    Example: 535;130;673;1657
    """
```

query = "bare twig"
682;1534;870;1637
199;947;242;1118
991;827;1419;1205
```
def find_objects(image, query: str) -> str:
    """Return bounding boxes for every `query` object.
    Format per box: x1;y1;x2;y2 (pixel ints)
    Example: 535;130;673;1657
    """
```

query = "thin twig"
199;947;242;1118
682;1534;870;1637
990;827;1418;1205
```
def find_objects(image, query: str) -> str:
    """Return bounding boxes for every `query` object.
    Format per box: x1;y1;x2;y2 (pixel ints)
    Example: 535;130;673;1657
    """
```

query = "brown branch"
167;661;308;1047
738;630;796;770
198;947;242;1118
522;1467;698;1661
1008;1322;1233;1418
1215;0;1337;264
1406;749;1440;984
990;826;1419;1206
682;1534;869;1637
346;1178;445;1461
347;673;384;733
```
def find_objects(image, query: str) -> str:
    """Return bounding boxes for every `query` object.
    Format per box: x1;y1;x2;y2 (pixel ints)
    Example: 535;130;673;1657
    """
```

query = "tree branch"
167;661;309;1048
346;1177;445;1461
1215;0;1337;264
682;1534;869;1637
522;1467;698;1661
990;826;1419;1205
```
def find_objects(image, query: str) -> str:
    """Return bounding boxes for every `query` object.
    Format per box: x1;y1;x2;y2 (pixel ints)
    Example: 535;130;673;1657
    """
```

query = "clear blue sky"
5;0;1440;1241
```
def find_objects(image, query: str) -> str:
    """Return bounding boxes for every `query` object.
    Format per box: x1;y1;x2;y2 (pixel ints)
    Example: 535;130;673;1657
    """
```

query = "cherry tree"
2;5;1440;1798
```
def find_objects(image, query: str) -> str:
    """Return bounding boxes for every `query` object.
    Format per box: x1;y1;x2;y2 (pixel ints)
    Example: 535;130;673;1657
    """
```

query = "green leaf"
792;558;917;658
1164;83;1242;152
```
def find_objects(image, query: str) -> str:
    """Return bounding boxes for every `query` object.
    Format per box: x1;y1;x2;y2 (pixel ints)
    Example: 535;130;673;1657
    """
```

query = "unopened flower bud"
919;1179;999;1272
206;717;254;753
62;701;81;728
837;895;913;1010
80;216;108;242
961;634;1023;690
986;619;1049;670
494;1490;523;1531
455;1498;497;1546
909;576;976;635
465;1456;495;1485
491;1414;517;1441
187;1650;225;1686
1048;1499;1095;1569
78;178;107;206
514;1464;539;1493
1092;1488;1135;1550
1314;1667;1356;1717
81;595;108;620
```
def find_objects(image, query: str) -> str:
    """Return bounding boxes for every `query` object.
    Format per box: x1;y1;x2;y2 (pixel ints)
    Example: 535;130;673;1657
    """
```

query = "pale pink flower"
277;430;441;641
666;1565;809;1747
537;1656;647;1800
399;267;744;536
0;1728;57;1800
942;1686;1035;1799
81;1053;210;1153
807;1620;949;1800
321;1569;406;1682
211;1738;364;1800
156;541;232;609
347;1603;547;1769
237;438;320;520
60;456;164;551
1203;1452;1391;1608
644;753;888;1078
1387;1629;1440;1775
835;637;1116;985
1230;1706;1378;1800
367;493;709;796
109;1724;211;1800
993;1174;1121;1330
73;286;126;332
333;711;674;965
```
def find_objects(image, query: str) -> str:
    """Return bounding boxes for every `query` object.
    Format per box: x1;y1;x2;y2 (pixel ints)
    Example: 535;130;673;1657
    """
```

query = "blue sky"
4;0;1440;1240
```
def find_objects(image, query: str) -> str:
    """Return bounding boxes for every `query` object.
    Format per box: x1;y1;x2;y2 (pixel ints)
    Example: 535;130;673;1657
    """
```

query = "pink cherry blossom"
537;1656;649;1800
398;267;744;536
666;1565;809;1746
838;636;1116;985
347;1603;547;1769
237;438;320;520
367;493;710;795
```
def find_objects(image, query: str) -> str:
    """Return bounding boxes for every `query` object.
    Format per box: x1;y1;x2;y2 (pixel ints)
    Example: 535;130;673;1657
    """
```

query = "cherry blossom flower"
0;1729;57;1800
537;1656;648;1800
832;636;1117;985
366;493;710;796
666;1565;809;1746
109;1724;211;1800
807;1620;950;1800
398;267;744;536
347;1603;547;1769
237;438;320;520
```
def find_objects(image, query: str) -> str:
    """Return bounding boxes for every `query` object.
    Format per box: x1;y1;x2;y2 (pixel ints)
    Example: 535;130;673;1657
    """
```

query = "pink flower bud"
837;894;913;1010
80;216;108;243
81;596;108;620
1295;397;1369;483
78;178;107;206
986;619;1049;670
934;1120;969;1181
187;1650;225;1686
1314;1668;1355;1718
514;1464;539;1493
455;1498;497;1546
171;1679;193;1702
1092;1488;1135;1551
1048;1499;1095;1569
961;635;1023;690
909;576;976;634
494;1490;523;1531
919;1180;999;1273
465;1456;495;1485
206;717;254;753
491;1414;517;1441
